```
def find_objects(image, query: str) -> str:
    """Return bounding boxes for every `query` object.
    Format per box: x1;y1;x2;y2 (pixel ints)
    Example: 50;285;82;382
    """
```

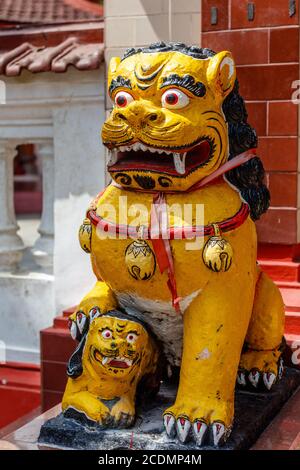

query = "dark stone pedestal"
38;368;300;450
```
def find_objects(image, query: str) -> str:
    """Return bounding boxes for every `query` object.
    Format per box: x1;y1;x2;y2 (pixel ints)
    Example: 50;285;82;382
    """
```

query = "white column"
0;142;24;269
32;140;54;269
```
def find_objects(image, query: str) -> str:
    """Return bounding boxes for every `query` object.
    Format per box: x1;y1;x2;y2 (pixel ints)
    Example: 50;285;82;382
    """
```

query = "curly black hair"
122;42;270;221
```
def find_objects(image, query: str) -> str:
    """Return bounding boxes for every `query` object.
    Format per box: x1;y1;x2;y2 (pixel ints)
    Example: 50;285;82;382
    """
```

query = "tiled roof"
0;0;103;25
0;37;104;75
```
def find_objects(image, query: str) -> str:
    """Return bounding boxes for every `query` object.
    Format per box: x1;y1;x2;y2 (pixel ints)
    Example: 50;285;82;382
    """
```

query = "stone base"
38;367;300;450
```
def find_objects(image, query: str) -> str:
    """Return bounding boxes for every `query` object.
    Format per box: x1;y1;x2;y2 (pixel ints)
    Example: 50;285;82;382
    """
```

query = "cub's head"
102;43;236;192
86;314;150;378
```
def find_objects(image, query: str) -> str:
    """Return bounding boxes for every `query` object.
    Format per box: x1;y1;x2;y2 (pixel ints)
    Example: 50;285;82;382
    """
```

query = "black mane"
122;42;270;221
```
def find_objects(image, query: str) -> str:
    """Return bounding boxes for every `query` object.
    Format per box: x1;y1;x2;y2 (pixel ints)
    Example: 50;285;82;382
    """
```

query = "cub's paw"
163;399;233;447
63;392;111;426
237;349;284;391
111;398;135;428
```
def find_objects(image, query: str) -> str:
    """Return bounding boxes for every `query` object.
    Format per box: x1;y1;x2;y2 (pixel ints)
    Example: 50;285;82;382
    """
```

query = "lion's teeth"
108;149;118;165
173;152;186;174
102;357;109;365
125;359;133;366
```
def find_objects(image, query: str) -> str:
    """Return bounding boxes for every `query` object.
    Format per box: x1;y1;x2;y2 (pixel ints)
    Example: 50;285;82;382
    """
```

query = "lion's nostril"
148;113;158;122
116;112;128;121
110;342;117;349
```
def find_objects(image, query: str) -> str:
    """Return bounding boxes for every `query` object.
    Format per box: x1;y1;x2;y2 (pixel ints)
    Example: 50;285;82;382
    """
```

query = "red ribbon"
150;193;182;313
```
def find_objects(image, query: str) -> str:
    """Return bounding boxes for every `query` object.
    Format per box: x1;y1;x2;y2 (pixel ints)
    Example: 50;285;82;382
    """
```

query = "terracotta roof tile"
0;37;104;75
0;0;103;25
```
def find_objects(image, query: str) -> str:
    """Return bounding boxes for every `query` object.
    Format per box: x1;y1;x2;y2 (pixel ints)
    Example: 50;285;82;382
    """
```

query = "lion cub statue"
70;43;285;446
63;309;159;427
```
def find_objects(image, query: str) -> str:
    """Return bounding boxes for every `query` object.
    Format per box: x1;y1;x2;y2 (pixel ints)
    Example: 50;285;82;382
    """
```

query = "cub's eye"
161;88;189;109
126;332;138;344
114;91;134;108
101;329;113;339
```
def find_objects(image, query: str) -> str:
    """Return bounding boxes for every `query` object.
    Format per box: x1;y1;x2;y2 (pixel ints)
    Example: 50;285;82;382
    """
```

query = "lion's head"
102;42;269;219
84;313;150;378
102;43;236;192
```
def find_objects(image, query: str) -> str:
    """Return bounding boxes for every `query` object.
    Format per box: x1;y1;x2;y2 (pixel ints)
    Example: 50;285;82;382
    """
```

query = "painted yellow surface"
70;49;285;436
62;316;158;424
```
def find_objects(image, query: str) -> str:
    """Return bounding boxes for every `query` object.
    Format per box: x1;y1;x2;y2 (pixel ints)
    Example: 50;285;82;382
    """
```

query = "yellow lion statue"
63;309;159;426
70;43;285;447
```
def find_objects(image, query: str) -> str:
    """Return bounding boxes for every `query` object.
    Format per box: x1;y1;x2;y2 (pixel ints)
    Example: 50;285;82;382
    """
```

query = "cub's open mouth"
94;350;132;368
107;138;215;176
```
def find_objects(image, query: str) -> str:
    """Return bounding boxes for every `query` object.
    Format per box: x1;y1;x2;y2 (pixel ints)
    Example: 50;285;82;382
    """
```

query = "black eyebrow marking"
135;63;164;82
160;74;206;97
117;323;126;329
109;76;132;95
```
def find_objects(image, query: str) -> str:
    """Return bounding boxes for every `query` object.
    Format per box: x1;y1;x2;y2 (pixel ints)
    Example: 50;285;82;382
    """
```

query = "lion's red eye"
102;329;113;339
165;93;178;105
115;91;134;108
126;333;138;344
161;88;189;109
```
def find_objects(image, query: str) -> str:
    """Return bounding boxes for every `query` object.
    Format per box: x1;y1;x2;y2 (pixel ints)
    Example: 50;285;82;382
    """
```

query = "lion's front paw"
68;306;103;341
163;398;233;447
111;397;135;428
237;349;284;391
63;391;111;425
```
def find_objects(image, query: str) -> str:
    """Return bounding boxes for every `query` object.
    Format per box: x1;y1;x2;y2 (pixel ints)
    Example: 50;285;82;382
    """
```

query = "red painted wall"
202;0;299;245
0;363;40;429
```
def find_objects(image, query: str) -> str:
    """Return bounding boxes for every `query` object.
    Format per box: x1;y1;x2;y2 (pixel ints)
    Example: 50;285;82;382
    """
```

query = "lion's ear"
107;56;121;84
206;51;236;98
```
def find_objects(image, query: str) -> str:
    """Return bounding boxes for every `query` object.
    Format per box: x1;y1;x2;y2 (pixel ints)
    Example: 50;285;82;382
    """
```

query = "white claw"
278;358;284;379
89;306;101;321
237;372;246;386
193;420;208;446
249;370;260;388
70;321;78;340
212;422;227;447
176;417;191;443
76;312;86;334
164;414;176;437
263;372;276;390
173;152;186;175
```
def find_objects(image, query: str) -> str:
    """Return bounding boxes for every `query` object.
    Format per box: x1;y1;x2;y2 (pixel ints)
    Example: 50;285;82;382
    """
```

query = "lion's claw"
164;414;176;438
238;349;284;391
237;371;246;386
176;416;191;443
76;310;87;334
193;420;208;446
211;422;228;447
248;369;260;388
263;371;276;390
163;402;233;447
68;318;79;340
113;412;134;429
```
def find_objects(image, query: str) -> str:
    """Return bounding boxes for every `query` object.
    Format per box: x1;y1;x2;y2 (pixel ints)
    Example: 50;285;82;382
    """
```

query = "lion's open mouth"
94;350;132;368
107;138;214;176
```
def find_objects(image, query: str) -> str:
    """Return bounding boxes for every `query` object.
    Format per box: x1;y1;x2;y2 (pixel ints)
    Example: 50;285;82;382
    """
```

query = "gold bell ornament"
202;224;233;272
125;238;156;281
79;218;92;254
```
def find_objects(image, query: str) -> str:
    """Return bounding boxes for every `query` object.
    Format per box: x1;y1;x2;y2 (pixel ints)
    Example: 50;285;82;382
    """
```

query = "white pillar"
32;140;54;270
0;142;24;269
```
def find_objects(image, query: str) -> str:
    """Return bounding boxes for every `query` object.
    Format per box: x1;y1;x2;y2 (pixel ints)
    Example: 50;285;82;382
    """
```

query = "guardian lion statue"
69;43;285;447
